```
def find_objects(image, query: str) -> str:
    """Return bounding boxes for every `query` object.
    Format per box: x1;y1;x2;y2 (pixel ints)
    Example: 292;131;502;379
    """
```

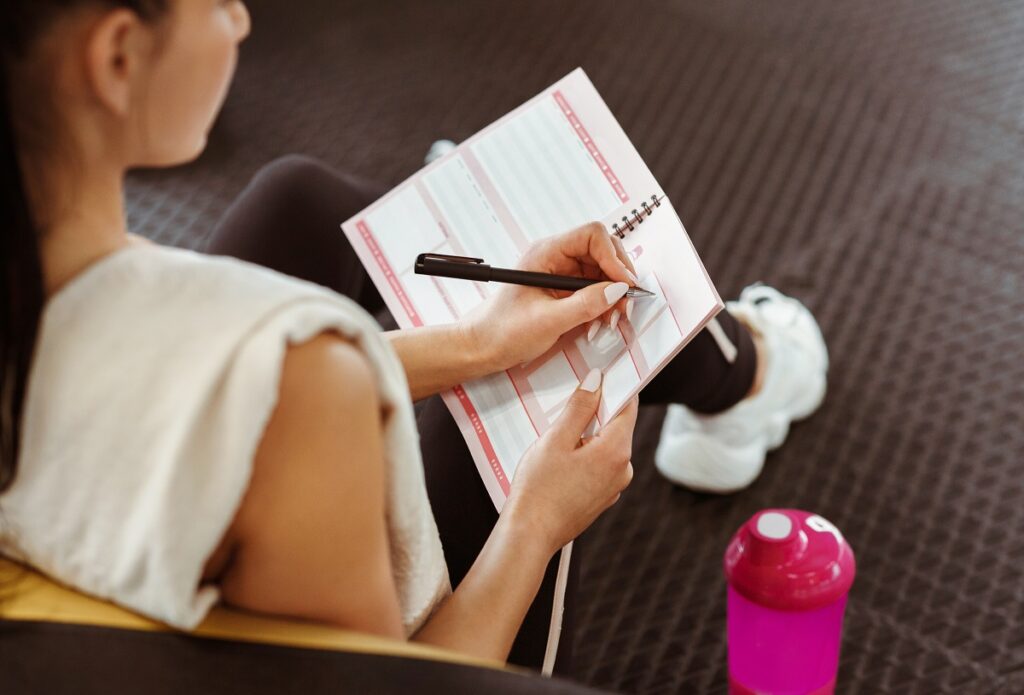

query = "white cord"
541;542;573;676
706;316;738;363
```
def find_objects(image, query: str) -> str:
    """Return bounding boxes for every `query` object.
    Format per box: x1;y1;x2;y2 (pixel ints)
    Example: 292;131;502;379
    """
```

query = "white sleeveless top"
0;244;451;634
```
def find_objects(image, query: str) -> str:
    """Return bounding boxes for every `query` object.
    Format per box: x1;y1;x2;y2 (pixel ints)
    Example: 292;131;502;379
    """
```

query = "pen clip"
416;252;485;267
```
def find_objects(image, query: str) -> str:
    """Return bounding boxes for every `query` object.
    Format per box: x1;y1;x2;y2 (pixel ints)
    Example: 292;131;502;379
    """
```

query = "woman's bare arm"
211;332;634;663
212;333;405;636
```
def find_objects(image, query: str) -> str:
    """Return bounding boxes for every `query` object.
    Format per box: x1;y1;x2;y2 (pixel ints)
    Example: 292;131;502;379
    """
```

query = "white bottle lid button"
756;511;793;539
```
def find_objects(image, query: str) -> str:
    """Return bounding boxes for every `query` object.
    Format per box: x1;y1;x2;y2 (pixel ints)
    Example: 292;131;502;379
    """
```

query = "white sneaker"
654;284;829;493
425;139;457;165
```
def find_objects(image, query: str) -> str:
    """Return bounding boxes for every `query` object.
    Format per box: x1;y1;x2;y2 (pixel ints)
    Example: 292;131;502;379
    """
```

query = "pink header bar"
453;385;511;495
356;220;423;327
553;90;629;203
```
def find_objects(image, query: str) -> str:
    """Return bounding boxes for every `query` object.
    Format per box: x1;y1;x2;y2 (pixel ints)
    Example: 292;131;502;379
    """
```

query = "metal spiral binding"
611;194;665;238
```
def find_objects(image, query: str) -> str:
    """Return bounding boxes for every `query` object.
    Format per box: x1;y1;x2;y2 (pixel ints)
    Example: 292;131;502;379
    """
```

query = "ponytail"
0;0;169;493
0;62;45;492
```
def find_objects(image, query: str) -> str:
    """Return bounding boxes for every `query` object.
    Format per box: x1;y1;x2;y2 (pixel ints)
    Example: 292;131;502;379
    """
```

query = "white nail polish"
604;282;629;305
587;319;601;342
626;298;634;321
625;269;639;285
580;368;602;392
610;309;621;331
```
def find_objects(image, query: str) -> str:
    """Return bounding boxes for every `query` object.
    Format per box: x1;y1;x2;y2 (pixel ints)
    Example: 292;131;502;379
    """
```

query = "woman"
0;0;827;672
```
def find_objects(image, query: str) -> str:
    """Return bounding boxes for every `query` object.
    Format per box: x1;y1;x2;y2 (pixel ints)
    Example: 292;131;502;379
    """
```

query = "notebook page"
342;68;722;510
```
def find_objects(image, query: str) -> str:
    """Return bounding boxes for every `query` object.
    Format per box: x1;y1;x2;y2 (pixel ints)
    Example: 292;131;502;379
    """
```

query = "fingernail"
610;309;621;330
580;368;602;392
604;282;629;305
625;269;639;285
587;319;601;342
626;298;634;321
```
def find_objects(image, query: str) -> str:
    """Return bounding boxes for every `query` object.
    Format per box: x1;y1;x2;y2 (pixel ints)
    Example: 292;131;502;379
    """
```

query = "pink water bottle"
724;509;856;695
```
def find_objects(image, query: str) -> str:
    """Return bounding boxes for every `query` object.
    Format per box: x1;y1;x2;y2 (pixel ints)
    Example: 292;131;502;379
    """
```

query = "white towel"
1;244;450;634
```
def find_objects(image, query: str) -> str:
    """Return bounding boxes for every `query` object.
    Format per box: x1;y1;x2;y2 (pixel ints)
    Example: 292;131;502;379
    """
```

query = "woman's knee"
245;155;380;227
249;155;335;207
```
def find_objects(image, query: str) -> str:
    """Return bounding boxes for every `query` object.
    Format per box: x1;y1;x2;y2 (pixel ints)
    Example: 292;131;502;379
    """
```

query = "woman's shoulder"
210;330;407;636
57;243;337;311
43;243;382;351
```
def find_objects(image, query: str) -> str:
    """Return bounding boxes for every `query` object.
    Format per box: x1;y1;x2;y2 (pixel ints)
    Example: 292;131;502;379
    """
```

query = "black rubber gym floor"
128;1;1024;692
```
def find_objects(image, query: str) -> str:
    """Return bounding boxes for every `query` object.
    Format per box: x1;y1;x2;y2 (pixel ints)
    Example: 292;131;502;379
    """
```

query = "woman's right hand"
503;369;638;555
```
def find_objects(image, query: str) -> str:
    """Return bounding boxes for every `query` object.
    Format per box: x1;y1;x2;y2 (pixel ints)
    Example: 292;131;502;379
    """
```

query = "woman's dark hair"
0;1;166;494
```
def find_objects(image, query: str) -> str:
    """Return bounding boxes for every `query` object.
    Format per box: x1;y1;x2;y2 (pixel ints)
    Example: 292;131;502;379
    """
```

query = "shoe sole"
656;370;827;494
655;434;767;494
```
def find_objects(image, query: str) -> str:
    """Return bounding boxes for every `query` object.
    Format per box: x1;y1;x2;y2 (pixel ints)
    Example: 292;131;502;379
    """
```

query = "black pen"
414;253;656;298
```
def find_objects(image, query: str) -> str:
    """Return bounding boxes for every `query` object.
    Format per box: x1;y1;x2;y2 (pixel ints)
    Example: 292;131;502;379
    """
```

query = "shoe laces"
739;283;827;372
741;283;804;331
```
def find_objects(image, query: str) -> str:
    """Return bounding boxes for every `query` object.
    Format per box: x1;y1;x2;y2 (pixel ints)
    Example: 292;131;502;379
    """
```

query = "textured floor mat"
126;1;1024;692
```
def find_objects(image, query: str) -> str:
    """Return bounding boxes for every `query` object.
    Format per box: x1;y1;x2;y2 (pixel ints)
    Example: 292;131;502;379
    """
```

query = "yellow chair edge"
0;560;503;671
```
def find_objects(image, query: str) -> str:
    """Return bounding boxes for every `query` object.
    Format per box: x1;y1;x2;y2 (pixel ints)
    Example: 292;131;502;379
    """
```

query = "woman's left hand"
463;221;639;373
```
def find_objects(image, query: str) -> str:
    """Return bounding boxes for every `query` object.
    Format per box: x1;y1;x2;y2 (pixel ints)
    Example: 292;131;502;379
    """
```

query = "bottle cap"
724;509;856;611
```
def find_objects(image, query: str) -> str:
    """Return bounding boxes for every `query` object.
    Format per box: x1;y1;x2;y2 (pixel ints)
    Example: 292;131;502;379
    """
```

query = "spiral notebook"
342;67;722;673
342;67;723;507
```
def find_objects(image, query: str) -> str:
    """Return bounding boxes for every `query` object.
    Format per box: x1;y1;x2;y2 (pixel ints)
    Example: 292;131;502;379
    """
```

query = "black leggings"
206;155;756;673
